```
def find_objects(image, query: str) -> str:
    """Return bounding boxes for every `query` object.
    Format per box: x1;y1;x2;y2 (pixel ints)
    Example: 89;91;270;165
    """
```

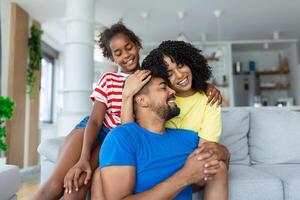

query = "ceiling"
10;0;300;51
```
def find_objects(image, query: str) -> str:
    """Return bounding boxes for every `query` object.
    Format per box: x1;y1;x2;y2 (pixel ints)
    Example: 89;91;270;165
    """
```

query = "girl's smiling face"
109;33;140;73
163;55;195;97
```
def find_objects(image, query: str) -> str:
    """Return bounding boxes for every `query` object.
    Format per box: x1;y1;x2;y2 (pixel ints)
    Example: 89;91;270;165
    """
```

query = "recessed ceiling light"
177;11;185;19
141;11;149;19
213;9;223;18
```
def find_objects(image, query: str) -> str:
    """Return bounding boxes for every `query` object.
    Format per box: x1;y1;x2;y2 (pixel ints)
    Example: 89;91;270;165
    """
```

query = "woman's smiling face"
164;56;195;97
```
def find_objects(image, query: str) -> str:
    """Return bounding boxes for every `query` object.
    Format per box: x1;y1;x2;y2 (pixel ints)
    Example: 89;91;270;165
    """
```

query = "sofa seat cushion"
228;165;283;200
253;164;300;200
0;165;20;200
38;136;65;162
249;108;300;164
220;108;250;165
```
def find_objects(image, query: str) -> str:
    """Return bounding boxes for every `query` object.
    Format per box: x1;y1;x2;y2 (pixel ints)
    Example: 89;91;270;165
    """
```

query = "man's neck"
136;113;165;134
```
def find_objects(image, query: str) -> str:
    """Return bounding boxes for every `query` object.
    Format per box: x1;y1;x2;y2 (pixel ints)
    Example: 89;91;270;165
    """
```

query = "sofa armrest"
38;136;66;163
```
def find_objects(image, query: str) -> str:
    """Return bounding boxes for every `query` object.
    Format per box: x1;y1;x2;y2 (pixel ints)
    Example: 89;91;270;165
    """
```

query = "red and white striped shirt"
90;72;128;129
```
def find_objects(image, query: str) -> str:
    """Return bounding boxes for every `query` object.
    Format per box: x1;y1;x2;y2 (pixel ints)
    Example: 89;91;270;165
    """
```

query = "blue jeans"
74;116;110;144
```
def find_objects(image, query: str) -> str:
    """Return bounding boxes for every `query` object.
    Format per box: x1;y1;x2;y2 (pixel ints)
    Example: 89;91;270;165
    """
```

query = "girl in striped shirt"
32;22;222;200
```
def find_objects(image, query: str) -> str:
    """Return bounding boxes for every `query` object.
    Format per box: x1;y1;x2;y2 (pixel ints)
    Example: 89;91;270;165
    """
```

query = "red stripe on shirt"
103;118;112;129
111;105;121;109
108;98;122;103
108;91;123;96
106;78;125;83
107;85;123;89
95;88;107;98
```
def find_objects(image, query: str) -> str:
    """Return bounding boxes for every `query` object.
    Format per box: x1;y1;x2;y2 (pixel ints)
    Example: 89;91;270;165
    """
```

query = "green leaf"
27;24;43;99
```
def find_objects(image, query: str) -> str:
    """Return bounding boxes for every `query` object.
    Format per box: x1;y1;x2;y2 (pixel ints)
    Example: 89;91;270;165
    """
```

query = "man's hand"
180;147;218;184
64;158;92;194
206;83;222;106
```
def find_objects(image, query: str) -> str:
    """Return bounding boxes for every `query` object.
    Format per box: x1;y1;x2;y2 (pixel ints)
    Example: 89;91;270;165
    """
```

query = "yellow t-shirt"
165;92;222;142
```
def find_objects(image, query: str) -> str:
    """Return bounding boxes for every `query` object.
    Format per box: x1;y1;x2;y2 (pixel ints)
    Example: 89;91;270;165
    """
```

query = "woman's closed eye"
178;63;184;68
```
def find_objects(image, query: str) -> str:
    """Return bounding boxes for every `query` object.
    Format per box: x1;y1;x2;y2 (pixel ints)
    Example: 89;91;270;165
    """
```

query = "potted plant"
0;96;15;165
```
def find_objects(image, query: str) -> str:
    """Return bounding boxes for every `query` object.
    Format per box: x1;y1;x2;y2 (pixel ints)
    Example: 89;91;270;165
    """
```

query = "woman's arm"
206;83;222;106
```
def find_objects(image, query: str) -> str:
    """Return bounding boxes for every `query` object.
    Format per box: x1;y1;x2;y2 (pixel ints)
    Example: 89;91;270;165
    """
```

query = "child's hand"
206;83;222;106
64;158;92;194
123;70;152;97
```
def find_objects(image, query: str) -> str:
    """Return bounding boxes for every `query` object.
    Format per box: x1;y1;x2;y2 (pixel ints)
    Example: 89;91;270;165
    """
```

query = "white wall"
0;0;11;96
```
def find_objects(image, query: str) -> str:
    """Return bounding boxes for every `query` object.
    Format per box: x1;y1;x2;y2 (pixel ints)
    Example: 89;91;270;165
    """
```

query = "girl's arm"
64;101;106;193
81;101;106;162
121;70;151;124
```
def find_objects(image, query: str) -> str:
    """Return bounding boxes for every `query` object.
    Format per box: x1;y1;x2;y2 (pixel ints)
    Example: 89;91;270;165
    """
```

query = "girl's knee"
217;161;228;179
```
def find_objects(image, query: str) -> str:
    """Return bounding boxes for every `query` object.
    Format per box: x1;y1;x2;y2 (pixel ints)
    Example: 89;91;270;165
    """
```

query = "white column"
57;0;95;136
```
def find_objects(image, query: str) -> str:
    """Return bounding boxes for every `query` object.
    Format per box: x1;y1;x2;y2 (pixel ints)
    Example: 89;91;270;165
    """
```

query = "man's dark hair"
142;40;212;92
133;72;170;115
98;21;142;60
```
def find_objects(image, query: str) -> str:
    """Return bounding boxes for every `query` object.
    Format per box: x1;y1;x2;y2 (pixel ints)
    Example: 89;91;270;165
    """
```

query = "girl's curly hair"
98;21;142;60
142;40;212;92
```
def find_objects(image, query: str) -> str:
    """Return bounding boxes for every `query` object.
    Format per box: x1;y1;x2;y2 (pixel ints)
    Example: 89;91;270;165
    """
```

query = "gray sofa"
0;164;20;200
38;107;300;200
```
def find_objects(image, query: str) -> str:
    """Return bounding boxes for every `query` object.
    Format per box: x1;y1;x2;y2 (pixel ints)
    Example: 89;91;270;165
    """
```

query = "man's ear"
134;94;148;108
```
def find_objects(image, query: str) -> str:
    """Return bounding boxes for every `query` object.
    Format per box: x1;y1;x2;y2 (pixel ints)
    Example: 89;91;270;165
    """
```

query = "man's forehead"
150;77;166;86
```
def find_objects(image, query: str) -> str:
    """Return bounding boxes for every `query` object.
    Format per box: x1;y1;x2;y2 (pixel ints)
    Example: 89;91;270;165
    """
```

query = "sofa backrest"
220;108;250;165
249;108;300;164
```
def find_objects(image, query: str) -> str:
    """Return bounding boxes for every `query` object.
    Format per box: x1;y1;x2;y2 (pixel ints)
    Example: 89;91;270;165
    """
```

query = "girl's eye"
114;51;121;57
126;45;133;50
168;72;173;77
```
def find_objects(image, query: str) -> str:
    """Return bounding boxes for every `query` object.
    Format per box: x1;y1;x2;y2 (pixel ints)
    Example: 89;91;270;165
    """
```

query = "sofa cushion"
253;164;300;200
0;165;20;200
38;136;65;162
193;164;283;200
228;165;283;200
220;108;250;165
249;108;300;164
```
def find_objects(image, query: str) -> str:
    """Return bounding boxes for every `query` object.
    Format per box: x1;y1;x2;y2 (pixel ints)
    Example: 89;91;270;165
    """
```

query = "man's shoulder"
111;122;139;131
109;122;140;138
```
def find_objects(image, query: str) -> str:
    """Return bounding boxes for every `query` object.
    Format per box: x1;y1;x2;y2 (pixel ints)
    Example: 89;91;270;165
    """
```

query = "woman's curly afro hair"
98;21;142;60
142;40;212;92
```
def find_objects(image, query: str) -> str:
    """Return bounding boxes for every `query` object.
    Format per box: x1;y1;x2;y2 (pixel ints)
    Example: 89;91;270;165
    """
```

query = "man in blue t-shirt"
98;76;222;200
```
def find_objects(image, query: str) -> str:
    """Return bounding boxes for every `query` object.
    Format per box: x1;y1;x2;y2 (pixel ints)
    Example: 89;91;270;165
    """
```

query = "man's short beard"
164;105;180;121
150;104;180;121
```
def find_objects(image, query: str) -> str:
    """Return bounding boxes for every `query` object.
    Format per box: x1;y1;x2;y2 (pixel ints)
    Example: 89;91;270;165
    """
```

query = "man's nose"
168;86;176;95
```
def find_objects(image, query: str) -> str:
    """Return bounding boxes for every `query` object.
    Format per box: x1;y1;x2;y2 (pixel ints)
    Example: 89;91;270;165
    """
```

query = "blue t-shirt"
100;122;199;200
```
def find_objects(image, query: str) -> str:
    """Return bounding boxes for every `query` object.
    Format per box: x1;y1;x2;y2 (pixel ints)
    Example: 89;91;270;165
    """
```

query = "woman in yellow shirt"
140;40;229;200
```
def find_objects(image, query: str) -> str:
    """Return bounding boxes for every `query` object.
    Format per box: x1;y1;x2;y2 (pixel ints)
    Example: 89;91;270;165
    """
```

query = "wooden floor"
17;179;39;200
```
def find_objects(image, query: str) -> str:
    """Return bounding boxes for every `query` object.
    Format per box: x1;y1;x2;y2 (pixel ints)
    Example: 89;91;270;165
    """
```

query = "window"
39;55;54;123
39;42;58;123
